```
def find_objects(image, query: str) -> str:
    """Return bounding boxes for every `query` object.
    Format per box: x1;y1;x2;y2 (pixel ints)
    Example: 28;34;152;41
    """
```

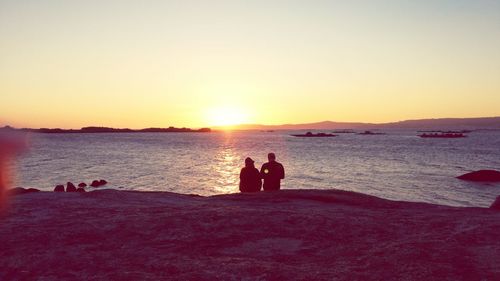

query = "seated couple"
239;152;285;192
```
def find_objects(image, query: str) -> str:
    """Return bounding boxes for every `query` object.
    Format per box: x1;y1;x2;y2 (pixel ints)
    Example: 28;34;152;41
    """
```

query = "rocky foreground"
1;189;499;281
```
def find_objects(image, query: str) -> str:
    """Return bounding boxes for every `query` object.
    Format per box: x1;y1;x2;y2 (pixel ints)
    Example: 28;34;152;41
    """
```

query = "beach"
1;189;499;280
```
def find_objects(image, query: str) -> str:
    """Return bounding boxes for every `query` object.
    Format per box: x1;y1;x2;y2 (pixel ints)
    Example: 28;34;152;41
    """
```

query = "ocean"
11;130;500;207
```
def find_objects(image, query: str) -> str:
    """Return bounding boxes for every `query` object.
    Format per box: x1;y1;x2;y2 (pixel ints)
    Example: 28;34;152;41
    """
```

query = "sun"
206;106;249;128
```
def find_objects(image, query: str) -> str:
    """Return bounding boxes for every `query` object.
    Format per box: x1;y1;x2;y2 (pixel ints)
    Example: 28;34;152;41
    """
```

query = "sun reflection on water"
213;136;241;193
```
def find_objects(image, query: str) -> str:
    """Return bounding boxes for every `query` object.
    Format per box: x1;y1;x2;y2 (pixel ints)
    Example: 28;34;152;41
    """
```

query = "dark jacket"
239;166;262;192
260;161;285;191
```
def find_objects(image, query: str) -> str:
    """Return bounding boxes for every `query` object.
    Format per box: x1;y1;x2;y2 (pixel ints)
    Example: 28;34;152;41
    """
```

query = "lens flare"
0;130;28;211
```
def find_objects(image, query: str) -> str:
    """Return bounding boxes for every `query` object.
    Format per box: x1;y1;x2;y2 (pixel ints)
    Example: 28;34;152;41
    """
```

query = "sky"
1;0;499;128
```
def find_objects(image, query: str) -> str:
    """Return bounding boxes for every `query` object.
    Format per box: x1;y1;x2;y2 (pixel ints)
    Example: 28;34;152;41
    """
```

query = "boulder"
76;187;86;192
90;179;108;188
457;170;500;182
66;182;77;192
491;196;500;210
90;180;101;187
54;185;65;192
7;187;40;196
78;182;87;188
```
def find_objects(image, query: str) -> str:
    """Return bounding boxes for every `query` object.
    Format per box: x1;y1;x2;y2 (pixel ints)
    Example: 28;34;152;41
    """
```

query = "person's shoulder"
261;162;269;168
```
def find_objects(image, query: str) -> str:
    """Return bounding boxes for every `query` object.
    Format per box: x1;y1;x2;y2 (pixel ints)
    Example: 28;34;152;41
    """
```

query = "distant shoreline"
0;126;211;134
214;116;500;131
3;116;500;133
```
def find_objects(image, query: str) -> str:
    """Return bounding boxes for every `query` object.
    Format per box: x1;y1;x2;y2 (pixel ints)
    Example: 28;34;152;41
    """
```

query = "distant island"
217;116;500;131
0;126;211;134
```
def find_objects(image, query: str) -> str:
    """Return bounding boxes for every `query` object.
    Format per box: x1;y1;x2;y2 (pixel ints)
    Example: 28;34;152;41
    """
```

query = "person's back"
260;153;285;191
239;157;262;192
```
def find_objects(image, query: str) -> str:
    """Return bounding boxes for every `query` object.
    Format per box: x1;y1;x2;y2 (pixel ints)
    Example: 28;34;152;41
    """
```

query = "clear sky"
1;0;499;128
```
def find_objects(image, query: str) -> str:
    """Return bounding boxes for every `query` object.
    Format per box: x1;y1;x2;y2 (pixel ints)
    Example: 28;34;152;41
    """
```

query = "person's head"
244;157;255;168
268;153;276;162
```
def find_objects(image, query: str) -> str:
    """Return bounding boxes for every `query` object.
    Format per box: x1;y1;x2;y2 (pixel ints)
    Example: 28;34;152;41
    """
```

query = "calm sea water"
11;130;500;207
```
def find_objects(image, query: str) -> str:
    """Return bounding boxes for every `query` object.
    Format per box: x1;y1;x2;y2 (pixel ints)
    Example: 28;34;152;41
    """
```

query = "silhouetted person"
260;153;285;191
239;157;262;192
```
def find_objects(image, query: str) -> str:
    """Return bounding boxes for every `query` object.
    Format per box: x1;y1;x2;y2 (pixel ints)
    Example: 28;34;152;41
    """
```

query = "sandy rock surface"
1;189;499;280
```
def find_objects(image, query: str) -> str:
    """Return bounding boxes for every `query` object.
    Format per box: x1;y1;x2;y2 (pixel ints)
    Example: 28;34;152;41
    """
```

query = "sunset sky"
1;0;499;129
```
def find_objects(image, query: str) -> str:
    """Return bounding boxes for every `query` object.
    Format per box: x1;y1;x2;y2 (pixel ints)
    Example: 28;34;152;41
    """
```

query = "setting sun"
205;106;250;128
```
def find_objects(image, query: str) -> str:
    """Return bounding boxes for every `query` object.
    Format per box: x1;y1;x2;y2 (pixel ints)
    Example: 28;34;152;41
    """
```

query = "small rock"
491;196;500;210
54;185;65;192
7;187;40;196
99;179;107;186
78;182;87;188
76;187;86;192
457;170;500;182
66;182;77;192
90;180;100;187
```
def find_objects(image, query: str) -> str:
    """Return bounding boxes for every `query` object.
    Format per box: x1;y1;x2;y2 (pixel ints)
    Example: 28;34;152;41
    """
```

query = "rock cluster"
52;180;108;192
